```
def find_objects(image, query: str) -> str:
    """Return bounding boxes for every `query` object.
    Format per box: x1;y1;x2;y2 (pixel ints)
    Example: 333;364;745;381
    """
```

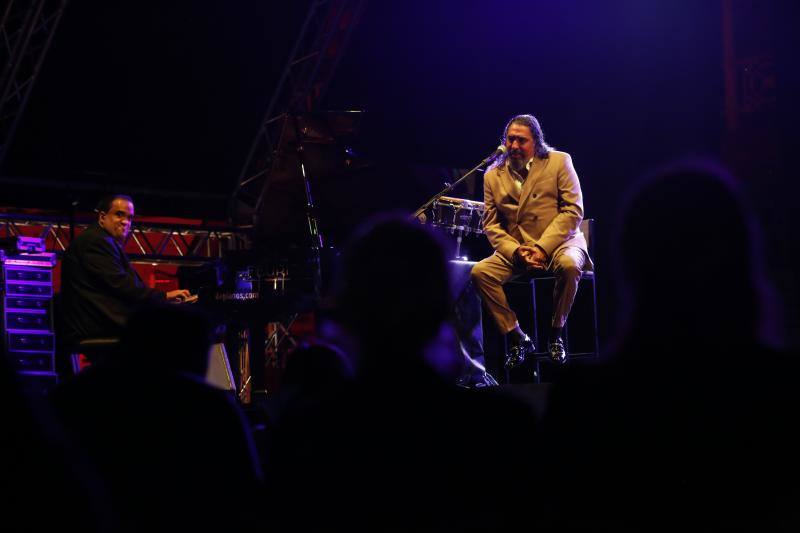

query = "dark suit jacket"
60;224;164;343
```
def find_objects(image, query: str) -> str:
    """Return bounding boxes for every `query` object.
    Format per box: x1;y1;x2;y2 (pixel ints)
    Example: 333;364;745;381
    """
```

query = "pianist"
60;194;191;346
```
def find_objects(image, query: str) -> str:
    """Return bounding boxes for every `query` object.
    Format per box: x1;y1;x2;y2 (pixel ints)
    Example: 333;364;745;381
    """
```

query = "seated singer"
471;114;592;368
60;194;191;346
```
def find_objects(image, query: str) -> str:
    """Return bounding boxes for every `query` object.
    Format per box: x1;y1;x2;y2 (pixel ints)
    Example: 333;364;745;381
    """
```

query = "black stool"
488;219;599;383
66;337;121;374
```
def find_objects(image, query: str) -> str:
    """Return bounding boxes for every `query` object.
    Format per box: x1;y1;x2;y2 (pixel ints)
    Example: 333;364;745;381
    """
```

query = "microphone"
482;145;507;165
411;145;508;219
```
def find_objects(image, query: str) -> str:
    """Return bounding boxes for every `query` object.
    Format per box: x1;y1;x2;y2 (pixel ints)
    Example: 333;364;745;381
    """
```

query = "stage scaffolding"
0;212;249;265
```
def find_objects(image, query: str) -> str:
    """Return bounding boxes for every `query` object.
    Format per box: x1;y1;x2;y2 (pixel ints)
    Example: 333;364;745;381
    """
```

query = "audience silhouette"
50;303;263;530
1;356;113;531
263;216;541;531
541;159;799;527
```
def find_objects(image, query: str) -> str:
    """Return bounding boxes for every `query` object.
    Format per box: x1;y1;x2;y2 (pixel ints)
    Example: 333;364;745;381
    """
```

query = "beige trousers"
470;247;587;335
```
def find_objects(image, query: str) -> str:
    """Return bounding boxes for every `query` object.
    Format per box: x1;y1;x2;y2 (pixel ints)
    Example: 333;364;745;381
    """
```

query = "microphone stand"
411;149;504;391
411;150;501;221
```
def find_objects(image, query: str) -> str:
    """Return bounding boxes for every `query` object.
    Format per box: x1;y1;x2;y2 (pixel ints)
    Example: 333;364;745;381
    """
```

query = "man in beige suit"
471;114;592;368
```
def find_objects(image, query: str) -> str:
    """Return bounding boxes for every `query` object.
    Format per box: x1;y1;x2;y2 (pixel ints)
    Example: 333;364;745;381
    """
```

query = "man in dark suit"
60;194;190;345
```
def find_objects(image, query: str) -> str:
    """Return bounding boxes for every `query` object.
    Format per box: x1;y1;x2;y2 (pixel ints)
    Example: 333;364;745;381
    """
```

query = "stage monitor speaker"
206;343;235;391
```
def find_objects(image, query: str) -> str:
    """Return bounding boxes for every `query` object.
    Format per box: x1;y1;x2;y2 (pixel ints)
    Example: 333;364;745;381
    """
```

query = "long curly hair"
492;114;552;169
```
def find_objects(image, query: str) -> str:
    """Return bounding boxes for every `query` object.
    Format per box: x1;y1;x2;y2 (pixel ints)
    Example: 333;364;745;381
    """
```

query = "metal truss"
0;213;249;265
265;314;299;363
0;0;68;170
229;0;367;223
236;315;300;403
260;315;300;397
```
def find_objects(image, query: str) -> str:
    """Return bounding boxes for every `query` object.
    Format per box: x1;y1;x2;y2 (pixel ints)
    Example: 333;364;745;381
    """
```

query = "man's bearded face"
505;123;536;172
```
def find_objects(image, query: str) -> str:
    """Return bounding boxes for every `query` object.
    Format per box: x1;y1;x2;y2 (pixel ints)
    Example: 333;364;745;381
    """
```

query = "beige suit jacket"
482;150;588;264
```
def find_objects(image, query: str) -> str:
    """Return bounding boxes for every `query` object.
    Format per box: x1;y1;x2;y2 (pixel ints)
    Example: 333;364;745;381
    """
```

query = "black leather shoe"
548;338;567;365
505;335;535;369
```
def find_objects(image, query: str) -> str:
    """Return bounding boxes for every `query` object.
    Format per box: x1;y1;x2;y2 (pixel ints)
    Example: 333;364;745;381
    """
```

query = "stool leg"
69;353;81;374
530;279;540;352
591;276;600;358
503;336;511;383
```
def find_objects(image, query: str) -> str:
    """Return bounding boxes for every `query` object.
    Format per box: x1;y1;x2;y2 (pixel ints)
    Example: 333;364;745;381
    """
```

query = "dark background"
3;0;798;348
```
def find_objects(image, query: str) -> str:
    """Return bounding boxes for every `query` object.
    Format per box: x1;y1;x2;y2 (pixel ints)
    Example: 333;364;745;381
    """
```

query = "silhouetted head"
336;215;453;359
119;302;214;377
283;343;353;392
616;159;771;348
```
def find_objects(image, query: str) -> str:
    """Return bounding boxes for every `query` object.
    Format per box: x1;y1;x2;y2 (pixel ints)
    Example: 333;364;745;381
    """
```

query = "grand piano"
190;111;497;400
